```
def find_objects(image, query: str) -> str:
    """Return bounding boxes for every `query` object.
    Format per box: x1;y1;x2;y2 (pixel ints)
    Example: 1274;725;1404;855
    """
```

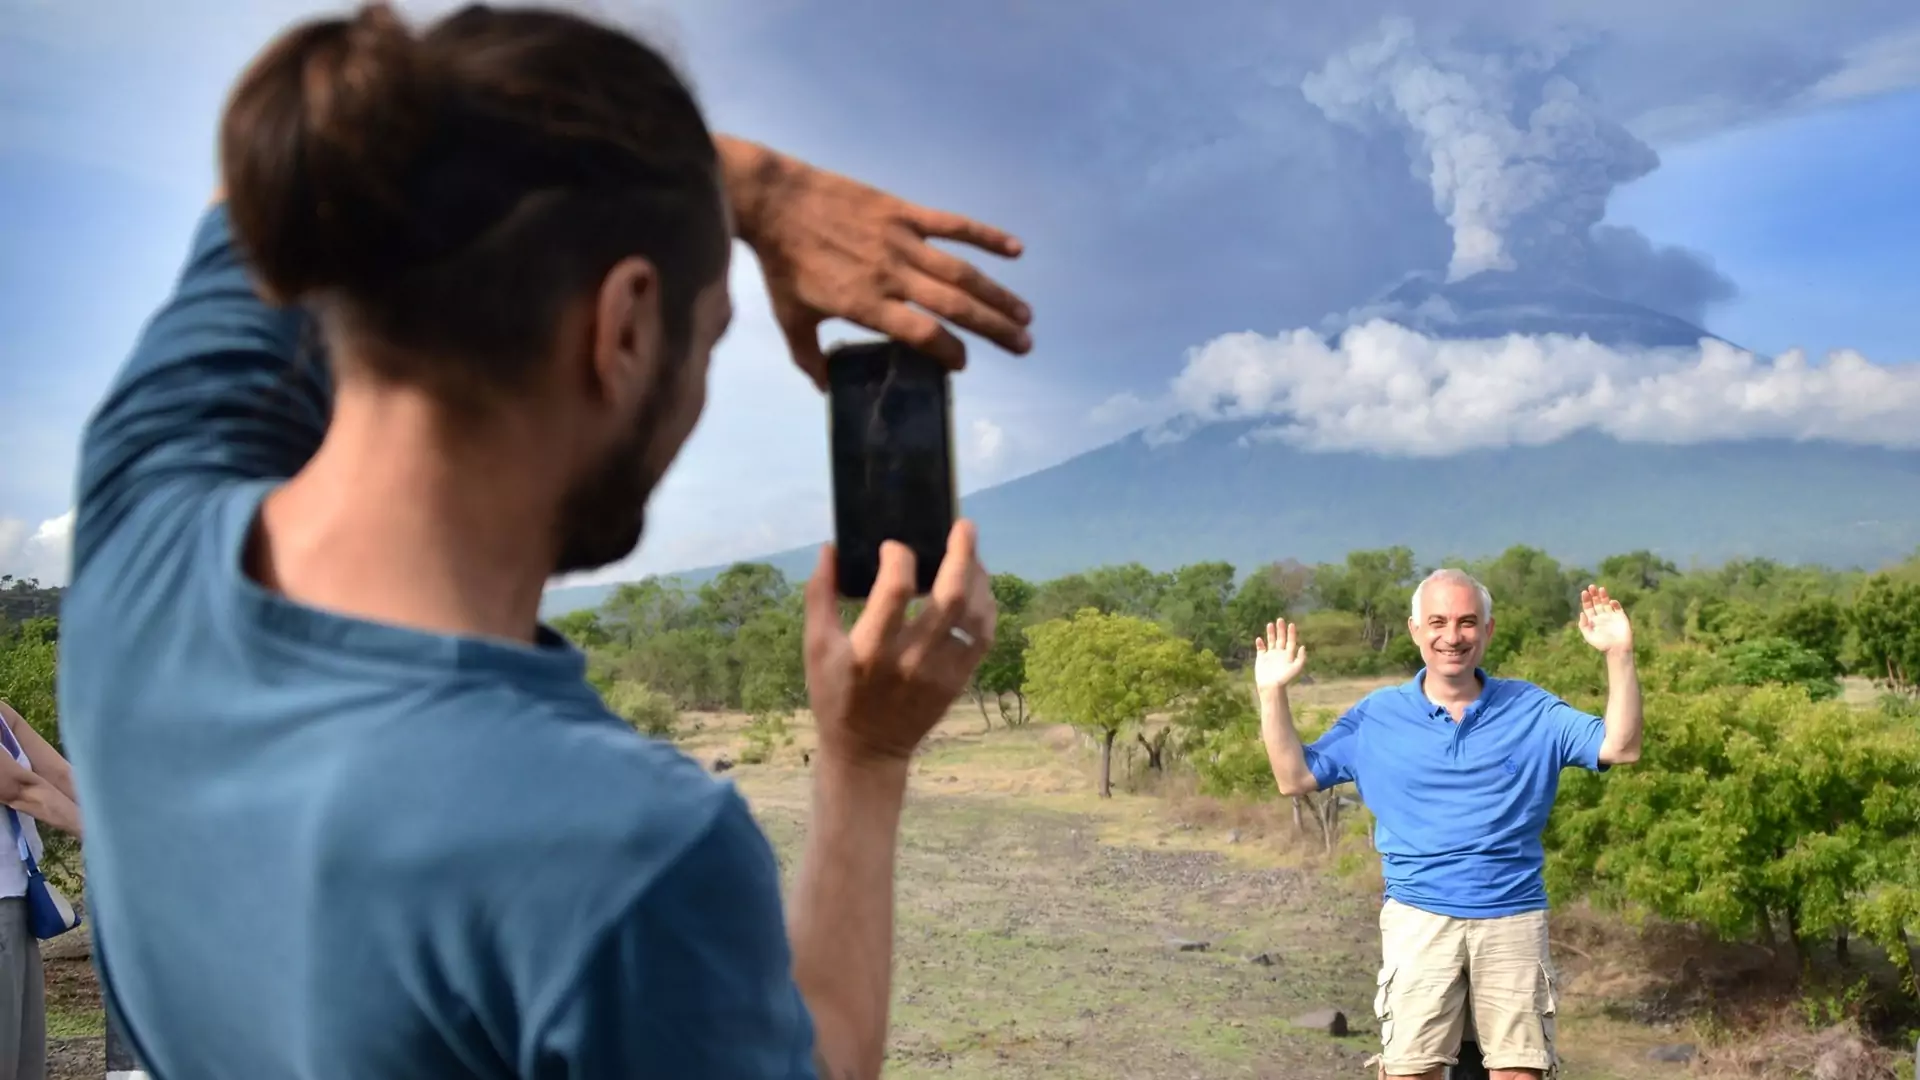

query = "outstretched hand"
726;140;1033;388
802;522;997;765
1577;585;1633;656
1253;620;1308;693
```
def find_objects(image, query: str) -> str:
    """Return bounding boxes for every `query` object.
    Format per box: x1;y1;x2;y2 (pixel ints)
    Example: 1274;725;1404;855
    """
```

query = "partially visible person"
1254;570;1643;1080
57;4;1026;1078
0;700;82;1080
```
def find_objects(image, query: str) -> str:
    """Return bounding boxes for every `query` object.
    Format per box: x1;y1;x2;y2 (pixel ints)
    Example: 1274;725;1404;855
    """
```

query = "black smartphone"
825;339;958;598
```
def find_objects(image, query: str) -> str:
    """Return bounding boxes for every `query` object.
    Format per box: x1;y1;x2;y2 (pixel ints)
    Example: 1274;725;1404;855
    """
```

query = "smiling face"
1409;577;1492;679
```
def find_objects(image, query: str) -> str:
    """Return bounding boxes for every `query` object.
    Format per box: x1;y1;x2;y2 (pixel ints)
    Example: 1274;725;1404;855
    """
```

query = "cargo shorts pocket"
1536;961;1561;1074
1373;964;1398;1049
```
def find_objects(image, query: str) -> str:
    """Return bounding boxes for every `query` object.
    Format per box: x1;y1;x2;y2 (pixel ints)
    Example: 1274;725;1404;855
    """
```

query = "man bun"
219;2;437;304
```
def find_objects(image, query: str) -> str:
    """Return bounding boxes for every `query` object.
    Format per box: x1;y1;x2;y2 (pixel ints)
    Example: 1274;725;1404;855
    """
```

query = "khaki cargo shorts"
1369;899;1560;1077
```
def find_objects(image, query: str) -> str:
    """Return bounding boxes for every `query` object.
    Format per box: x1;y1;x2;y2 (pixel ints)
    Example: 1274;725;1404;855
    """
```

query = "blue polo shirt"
1303;670;1608;919
58;205;817;1077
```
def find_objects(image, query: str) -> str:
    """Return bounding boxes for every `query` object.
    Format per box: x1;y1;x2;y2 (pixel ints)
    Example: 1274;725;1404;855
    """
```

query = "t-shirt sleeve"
1303;707;1362;790
1546;695;1609;772
528;792;818;1079
72;203;330;579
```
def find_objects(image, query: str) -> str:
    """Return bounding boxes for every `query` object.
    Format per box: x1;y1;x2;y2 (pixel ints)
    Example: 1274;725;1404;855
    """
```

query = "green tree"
1721;636;1842;700
736;596;808;719
1767;597;1847;676
600;576;696;644
1598;550;1679;593
1027;573;1107;624
601;680;679;738
1472;545;1580;669
1082;563;1169;619
1851;574;1920;692
1155;561;1237;659
549;609;610;649
1545;686;1920;977
0;618;59;749
989;573;1035;618
972;613;1029;727
1024;610;1219;797
1225;560;1314;666
694;563;791;637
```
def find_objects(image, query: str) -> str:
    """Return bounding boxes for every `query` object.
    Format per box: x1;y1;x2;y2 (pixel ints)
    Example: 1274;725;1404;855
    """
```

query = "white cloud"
966;418;1006;470
1169;320;1920;457
0;509;73;587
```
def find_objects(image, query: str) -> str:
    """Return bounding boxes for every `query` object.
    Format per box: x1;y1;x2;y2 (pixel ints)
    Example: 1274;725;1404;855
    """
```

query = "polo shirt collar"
1407;667;1495;723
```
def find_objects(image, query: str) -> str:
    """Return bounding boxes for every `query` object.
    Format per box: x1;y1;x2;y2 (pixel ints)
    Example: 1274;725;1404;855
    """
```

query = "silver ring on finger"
947;625;976;649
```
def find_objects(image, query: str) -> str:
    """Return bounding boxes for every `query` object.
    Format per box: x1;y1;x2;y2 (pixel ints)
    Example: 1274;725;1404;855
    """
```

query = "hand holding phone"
825;339;958;598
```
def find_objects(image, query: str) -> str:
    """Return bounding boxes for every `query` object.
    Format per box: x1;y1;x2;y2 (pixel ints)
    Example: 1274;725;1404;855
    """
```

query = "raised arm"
71;201;327;581
1254;619;1361;797
1576;585;1643;766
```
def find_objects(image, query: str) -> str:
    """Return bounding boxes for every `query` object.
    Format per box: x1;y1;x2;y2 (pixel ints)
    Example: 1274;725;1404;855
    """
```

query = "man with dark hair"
57;5;1030;1078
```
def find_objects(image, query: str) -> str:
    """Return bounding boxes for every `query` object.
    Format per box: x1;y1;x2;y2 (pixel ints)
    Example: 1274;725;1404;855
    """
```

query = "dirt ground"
44;680;1905;1078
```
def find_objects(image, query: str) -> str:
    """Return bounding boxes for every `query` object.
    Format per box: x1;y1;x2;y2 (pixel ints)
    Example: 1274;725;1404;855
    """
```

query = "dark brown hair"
220;2;728;396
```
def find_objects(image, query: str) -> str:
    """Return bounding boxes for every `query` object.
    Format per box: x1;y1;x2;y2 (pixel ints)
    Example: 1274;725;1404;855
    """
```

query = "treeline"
557;543;1920;718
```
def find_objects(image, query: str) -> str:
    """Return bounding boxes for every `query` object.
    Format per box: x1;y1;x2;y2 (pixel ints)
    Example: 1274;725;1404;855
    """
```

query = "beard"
551;358;684;576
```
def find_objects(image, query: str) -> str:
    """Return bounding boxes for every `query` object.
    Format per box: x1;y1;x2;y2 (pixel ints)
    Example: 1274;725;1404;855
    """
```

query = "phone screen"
827;341;956;598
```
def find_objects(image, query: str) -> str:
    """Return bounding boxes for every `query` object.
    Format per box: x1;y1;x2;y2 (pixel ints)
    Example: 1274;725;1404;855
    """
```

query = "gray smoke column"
1303;17;1727;312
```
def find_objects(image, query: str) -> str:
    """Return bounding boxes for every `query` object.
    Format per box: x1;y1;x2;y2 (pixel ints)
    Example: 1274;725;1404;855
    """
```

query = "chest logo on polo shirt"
1502;757;1519;775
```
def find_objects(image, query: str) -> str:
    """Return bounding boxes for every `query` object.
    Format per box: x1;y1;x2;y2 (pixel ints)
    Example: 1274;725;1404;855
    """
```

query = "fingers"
850;541;917;655
803;544;846;652
900;243;1033;351
901;275;1032;357
1261;620;1302;657
902;203;1024;259
866;302;968;370
776;305;829;391
913;521;993;646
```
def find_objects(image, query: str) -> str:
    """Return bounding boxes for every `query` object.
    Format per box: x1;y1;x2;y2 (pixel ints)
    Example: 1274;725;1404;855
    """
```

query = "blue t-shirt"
58;206;818;1078
1303;670;1607;919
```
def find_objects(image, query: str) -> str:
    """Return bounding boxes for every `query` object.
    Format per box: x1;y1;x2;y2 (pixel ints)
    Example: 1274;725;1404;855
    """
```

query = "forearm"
788;752;910;1080
1258;688;1318;796
1599;651;1643;765
0;707;77;805
4;776;82;840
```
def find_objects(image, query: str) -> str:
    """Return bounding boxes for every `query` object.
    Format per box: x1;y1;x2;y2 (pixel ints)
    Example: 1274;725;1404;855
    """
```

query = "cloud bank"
1168;321;1920;457
0;510;72;587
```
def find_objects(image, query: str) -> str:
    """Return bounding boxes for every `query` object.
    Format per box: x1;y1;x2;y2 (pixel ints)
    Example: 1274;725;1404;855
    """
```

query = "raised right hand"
802;521;996;764
1253;620;1308;693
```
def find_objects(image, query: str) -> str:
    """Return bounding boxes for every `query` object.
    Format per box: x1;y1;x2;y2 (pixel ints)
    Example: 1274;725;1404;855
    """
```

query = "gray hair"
1411;569;1493;622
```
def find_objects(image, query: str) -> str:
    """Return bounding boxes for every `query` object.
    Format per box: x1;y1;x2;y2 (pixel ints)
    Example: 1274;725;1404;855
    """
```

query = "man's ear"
588;256;664;410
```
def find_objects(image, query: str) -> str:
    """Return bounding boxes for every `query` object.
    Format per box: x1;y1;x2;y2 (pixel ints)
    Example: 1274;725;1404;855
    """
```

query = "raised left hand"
1577;584;1633;655
729;141;1033;388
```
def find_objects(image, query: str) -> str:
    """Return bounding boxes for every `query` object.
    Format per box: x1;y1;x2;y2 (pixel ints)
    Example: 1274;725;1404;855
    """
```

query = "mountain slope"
540;279;1919;617
542;425;1920;616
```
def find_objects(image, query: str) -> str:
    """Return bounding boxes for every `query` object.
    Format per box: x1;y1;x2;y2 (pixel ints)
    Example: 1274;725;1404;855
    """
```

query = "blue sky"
3;0;1918;586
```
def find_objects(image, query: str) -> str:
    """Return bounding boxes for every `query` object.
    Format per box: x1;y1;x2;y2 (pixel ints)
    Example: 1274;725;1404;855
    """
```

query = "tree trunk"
1784;907;1805;971
973;690;992;731
1016;693;1027;725
1291;796;1306;832
1836;928;1851;967
1899;930;1920;1004
1136;730;1165;772
1322;794;1342;853
1756;906;1777;952
1098;728;1116;798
